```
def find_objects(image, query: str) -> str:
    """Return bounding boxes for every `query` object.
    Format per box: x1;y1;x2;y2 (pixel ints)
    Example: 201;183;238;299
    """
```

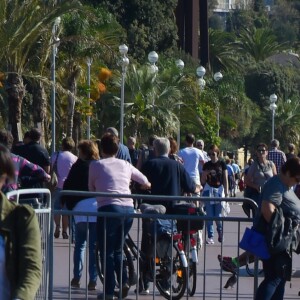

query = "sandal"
62;231;69;239
54;226;60;239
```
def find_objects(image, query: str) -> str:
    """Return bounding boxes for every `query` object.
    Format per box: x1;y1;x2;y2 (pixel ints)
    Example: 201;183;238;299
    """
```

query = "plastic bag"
221;201;230;216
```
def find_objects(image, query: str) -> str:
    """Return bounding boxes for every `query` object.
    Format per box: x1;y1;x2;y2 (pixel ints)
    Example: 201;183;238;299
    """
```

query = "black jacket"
61;158;91;210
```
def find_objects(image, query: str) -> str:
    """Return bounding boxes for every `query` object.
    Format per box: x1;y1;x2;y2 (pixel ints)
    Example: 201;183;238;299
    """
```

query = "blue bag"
239;227;270;260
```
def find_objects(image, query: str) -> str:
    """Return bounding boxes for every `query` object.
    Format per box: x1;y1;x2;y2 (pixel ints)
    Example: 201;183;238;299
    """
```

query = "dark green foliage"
93;0;178;62
254;0;264;12
244;61;300;109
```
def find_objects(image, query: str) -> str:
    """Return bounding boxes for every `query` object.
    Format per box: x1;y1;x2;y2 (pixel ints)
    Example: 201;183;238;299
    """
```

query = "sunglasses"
197;144;203;148
257;149;266;153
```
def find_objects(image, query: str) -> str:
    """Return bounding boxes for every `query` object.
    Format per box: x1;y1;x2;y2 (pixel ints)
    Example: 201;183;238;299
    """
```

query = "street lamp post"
148;51;159;109
269;93;278;140
86;58;92;139
175;59;185;147
51;17;61;155
196;66;206;91
148;51;159;74
119;44;129;144
213;71;223;137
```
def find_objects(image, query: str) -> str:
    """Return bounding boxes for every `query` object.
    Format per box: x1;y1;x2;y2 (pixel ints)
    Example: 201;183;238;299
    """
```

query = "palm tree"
56;7;123;142
0;0;81;142
273;97;300;146
123;64;183;141
209;29;241;72
235;27;286;63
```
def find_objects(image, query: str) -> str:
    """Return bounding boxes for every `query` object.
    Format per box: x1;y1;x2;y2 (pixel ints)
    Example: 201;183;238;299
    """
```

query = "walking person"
61;140;100;290
178;133;205;190
52;137;77;239
255;157;300;300
267;139;286;174
219;144;277;273
195;139;210;179
201;145;229;244
244;143;277;207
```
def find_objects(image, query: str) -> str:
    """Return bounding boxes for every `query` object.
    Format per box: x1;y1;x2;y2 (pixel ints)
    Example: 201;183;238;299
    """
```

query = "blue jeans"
202;190;222;238
255;252;291;300
73;222;97;282
97;205;134;296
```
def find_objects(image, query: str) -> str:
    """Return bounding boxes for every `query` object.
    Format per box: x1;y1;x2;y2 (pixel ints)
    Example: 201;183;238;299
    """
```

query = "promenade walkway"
51;200;300;299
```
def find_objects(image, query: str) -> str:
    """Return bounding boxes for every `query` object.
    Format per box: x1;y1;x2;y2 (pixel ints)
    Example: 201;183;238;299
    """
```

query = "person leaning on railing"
0;144;42;300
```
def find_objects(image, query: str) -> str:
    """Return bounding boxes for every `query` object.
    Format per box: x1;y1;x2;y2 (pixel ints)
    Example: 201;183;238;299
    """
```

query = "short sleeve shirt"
261;175;300;222
178;147;205;181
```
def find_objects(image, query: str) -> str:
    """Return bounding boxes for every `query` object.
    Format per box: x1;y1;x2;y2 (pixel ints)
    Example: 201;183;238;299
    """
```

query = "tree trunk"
32;80;47;146
73;111;81;150
6;73;25;143
66;65;80;138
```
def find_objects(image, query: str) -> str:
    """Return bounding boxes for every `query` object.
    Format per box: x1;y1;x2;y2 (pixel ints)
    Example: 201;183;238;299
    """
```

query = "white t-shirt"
0;235;10;300
178;147;205;184
73;198;97;224
51;151;77;189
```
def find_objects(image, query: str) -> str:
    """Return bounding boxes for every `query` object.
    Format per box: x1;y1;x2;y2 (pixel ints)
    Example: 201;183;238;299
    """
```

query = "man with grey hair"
267;139;286;174
195;139;210;177
138;137;199;294
141;137;199;212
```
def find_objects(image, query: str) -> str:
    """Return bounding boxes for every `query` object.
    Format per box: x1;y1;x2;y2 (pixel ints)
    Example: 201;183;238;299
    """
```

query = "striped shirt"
2;154;49;194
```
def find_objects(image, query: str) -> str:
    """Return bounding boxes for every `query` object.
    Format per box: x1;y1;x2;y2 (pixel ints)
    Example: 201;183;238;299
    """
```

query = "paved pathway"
51;199;300;299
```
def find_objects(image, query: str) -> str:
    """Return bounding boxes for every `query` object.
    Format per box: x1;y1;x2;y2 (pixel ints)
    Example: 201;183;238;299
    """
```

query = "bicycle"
171;203;205;297
96;218;188;300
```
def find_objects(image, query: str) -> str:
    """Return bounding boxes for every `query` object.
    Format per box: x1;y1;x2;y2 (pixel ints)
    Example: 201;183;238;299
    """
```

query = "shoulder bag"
45;152;59;193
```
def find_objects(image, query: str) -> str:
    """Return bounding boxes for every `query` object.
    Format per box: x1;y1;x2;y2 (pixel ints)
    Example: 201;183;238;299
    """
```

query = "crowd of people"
0;125;299;300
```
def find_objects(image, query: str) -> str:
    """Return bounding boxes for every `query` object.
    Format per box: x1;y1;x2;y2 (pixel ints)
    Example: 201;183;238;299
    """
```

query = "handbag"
45;152;59;193
239;227;270;260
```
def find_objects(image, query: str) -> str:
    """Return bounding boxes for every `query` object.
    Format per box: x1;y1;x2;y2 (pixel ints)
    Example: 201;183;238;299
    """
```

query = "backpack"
266;206;297;255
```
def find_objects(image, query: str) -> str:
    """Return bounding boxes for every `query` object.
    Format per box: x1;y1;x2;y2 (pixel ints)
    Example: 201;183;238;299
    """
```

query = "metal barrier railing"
48;191;259;300
7;188;51;300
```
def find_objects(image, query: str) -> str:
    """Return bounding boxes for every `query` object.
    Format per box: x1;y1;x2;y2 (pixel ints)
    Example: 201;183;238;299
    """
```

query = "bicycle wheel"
155;245;187;300
187;260;197;296
95;242;136;286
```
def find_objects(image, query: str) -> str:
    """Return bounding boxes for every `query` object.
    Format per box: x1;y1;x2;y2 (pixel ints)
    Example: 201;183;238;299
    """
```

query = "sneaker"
217;230;224;243
217;255;237;273
70;278;80;288
206;237;214;244
97;293;117;300
88;281;97;291
140;289;150;295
